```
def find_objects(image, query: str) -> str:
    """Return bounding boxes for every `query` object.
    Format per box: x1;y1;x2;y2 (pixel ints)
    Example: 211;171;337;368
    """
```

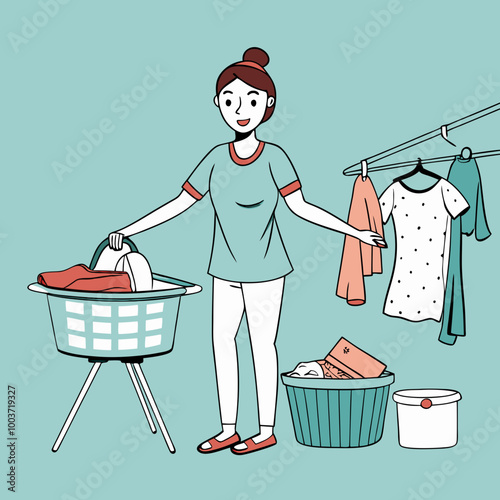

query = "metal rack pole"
125;363;157;434
133;363;176;453
52;362;102;452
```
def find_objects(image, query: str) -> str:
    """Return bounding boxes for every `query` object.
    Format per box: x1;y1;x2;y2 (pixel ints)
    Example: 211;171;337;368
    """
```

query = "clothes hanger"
393;157;442;183
460;147;472;160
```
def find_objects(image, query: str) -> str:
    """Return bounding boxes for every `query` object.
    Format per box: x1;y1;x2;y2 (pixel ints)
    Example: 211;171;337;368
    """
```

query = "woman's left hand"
357;230;386;247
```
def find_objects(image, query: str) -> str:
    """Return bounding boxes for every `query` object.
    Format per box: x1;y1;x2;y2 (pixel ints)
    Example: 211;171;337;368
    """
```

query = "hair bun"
242;47;269;68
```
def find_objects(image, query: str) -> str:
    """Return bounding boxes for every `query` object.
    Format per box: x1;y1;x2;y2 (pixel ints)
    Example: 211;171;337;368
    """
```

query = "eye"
225;99;231;107
251;99;257;107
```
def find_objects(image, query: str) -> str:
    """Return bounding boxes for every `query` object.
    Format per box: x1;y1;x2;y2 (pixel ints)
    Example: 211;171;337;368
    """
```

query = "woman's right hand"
109;232;125;251
357;230;386;248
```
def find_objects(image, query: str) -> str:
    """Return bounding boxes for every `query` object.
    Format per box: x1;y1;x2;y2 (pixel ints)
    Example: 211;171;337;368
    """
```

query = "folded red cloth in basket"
38;264;132;292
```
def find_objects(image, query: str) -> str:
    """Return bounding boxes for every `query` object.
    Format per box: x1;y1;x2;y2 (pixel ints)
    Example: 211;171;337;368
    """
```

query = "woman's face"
214;78;274;133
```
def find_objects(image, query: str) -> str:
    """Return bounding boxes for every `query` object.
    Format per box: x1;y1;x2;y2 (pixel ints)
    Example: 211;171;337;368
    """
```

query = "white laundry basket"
393;389;461;449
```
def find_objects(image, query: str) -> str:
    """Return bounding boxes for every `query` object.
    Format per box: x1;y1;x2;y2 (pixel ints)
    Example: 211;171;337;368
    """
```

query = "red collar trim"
229;141;265;165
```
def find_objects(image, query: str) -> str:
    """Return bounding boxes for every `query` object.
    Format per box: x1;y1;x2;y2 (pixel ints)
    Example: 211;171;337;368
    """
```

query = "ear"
213;95;219;108
267;96;275;107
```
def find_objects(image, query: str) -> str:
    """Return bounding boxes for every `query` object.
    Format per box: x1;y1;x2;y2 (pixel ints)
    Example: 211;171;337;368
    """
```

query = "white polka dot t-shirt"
379;179;469;322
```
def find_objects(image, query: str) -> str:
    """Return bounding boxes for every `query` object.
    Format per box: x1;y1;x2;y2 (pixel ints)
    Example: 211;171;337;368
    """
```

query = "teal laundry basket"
281;371;395;448
28;237;202;360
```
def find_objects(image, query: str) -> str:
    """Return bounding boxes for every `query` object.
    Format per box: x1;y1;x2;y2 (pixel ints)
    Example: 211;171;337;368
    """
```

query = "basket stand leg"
132;363;176;453
125;363;157;434
52;362;102;452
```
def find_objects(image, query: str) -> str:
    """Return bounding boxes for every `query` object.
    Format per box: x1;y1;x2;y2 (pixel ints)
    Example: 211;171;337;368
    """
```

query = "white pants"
212;276;285;427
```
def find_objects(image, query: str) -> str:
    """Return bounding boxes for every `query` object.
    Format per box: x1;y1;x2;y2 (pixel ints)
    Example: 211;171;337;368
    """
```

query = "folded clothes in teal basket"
281;371;395;448
282;338;394;448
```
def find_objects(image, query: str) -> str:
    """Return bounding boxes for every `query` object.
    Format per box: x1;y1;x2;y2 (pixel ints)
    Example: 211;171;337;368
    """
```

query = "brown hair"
216;47;276;123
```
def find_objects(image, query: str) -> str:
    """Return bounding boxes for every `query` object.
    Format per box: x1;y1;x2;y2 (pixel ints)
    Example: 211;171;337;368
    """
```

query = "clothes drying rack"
343;101;500;178
28;238;202;453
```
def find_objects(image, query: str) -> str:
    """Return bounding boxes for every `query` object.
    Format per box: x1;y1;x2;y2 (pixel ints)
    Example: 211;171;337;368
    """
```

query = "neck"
234;130;255;142
231;130;261;159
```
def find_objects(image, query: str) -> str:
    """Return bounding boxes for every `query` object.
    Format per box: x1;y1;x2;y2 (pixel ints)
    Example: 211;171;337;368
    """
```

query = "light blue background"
3;1;500;499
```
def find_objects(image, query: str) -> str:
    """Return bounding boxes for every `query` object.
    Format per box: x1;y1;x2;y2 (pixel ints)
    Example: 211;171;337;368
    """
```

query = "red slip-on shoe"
230;435;277;455
197;433;240;454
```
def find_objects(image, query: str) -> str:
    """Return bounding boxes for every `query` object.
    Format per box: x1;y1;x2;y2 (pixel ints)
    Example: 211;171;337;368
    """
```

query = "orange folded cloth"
317;360;352;379
336;175;384;305
38;264;132;292
324;337;386;379
291;338;387;380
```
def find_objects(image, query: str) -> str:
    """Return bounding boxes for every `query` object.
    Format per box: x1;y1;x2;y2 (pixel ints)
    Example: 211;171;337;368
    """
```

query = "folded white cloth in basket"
288;361;324;378
115;252;153;292
93;243;135;272
94;245;154;292
288;361;351;379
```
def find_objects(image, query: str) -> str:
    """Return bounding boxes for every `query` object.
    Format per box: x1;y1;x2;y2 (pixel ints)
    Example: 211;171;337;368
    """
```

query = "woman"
109;47;384;455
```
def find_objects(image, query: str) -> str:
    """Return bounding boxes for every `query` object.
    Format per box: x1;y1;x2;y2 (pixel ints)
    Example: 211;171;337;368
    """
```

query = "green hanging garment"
439;156;491;345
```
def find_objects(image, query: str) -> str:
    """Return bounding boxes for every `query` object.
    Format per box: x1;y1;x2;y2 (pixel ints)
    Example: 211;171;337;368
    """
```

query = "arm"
109;190;197;249
284;189;385;246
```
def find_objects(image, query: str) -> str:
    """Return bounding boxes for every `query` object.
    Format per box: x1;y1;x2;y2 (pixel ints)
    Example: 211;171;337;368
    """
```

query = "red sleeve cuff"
280;180;301;197
182;181;203;201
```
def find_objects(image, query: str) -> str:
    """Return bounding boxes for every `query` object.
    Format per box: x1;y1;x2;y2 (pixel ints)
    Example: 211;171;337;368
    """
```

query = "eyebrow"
247;91;259;95
222;90;233;94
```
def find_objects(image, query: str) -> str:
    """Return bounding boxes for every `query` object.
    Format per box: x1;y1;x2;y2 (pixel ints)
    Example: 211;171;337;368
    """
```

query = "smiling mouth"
237;119;250;126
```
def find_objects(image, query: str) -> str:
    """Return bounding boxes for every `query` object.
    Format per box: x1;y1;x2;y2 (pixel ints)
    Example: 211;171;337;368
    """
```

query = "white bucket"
393;389;461;449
